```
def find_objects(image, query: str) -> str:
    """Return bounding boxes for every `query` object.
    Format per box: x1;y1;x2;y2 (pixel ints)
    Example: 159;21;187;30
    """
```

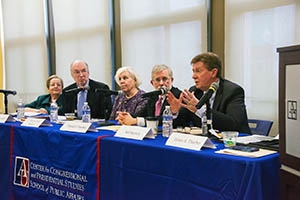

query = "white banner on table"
166;132;216;151
114;125;155;140
0;114;16;123
21;118;51;127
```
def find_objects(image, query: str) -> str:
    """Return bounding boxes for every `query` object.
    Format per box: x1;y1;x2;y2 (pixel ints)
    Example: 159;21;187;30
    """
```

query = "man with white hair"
62;60;112;120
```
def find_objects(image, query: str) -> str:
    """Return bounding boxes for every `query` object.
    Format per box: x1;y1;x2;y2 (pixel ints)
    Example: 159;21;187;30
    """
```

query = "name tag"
60;121;92;133
21;118;50;127
114;125;155;140
166;132;216;151
0;114;15;123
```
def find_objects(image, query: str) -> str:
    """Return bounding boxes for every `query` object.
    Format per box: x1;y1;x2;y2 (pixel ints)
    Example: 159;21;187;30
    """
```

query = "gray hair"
114;66;141;87
151;64;173;80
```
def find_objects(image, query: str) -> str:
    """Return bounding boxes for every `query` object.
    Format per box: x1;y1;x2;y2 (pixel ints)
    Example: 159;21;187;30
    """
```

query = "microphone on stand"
142;86;169;98
0;89;17;96
64;86;90;93
196;82;218;109
95;88;122;96
0;89;17;114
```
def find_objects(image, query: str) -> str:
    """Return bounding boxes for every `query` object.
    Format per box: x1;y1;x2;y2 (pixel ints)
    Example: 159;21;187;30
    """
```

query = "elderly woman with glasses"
109;66;148;120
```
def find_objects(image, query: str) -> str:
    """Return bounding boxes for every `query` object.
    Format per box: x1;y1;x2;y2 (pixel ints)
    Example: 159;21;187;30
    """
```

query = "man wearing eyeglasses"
116;64;181;126
61;60;112;120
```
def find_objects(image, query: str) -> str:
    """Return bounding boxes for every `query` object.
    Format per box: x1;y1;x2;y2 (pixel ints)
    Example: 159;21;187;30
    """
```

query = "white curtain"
225;0;300;136
120;0;207;91
52;0;112;88
1;0;47;112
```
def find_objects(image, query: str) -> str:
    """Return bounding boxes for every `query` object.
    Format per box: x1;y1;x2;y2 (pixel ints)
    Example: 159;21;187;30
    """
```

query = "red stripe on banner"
96;135;111;200
9;125;15;200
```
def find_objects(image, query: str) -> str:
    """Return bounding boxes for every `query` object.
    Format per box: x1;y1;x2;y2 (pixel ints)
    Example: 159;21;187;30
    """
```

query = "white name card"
21;118;50;127
166;132;216;151
60;121;93;133
0;114;15;123
114;125;155;140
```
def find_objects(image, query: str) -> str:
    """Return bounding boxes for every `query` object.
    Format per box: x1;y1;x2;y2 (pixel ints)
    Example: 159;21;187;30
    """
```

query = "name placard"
166;132;216;151
0;114;15;123
21;118;50;127
114;125;155;140
60;121;92;133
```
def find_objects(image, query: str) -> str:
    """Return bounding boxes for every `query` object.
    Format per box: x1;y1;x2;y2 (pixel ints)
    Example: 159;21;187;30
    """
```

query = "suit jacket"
133;86;182;125
175;78;251;134
25;94;64;115
61;79;112;120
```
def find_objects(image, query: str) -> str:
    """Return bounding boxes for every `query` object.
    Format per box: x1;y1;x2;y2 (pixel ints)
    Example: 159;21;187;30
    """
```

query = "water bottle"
50;101;58;122
17;99;25;119
202;113;208;136
82;102;91;123
162;106;173;137
201;104;208;135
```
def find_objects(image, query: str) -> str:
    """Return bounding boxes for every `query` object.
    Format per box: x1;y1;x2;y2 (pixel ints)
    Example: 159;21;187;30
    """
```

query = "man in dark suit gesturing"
168;52;251;134
61;60;112;120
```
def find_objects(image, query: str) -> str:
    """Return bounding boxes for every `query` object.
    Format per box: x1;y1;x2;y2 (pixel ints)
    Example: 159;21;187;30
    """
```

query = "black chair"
248;119;273;136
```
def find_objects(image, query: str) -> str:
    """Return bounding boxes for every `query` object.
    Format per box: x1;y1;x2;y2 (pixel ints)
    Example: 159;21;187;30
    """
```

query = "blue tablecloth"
0;123;11;200
100;134;280;200
0;121;280;200
0;121;114;200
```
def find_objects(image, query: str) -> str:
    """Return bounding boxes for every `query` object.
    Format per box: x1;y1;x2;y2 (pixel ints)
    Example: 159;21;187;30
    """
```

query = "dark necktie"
206;100;211;119
206;100;212;131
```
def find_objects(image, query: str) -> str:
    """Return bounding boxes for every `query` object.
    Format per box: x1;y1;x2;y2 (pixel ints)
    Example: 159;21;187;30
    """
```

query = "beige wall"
0;37;3;113
211;0;225;77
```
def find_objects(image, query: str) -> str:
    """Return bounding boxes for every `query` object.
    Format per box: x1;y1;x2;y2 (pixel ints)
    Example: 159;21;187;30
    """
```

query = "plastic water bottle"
17;99;25;119
50;101;58;122
82;102;91;123
202;113;208;135
201;104;208;135
162;106;173;137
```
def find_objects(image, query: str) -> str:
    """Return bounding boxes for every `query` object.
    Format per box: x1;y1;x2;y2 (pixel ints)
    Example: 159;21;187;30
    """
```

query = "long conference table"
0;120;280;200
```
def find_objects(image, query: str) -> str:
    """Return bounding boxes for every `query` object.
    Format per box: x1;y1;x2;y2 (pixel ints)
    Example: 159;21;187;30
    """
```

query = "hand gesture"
180;89;198;113
166;91;183;114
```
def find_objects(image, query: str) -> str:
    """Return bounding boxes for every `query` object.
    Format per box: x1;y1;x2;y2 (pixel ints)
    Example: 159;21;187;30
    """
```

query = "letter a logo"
14;156;30;188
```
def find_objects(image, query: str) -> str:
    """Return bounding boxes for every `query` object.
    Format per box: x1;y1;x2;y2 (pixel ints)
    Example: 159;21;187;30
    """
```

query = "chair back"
248;119;273;136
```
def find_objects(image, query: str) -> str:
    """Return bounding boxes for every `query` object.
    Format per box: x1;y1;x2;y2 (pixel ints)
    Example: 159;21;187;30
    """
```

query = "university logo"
14;156;30;188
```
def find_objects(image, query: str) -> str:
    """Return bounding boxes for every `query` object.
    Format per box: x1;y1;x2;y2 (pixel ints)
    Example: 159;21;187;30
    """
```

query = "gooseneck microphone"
94;88;122;95
0;89;17;96
196;82;219;109
64;86;90;93
142;86;169;98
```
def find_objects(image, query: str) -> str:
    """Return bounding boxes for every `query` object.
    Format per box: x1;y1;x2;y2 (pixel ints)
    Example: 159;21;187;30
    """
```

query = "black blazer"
61;79;112;120
133;86;182;125
175;79;251;134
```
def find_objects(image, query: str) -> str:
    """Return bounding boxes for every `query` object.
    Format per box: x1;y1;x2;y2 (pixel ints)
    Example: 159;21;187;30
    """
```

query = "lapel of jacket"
212;79;224;110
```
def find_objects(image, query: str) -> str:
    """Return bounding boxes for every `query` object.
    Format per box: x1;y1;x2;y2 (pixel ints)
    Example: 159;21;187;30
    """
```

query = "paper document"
215;148;277;158
236;134;277;144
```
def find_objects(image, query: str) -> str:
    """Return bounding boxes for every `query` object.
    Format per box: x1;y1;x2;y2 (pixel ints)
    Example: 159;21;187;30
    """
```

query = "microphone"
64;86;90;93
0;89;17;95
95;88;122;95
196;82;219;109
142;86;168;98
